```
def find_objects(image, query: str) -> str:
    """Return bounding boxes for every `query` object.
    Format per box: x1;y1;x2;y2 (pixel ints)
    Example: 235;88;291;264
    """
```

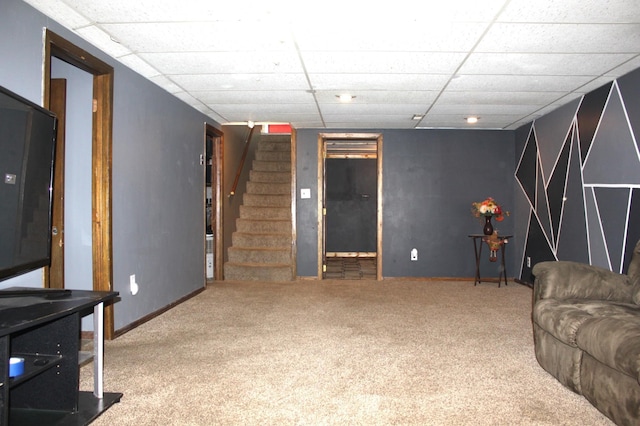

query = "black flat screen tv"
0;85;57;281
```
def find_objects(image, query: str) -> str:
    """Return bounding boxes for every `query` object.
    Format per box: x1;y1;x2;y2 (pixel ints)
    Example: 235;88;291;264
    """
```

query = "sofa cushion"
627;239;640;278
574;303;640;383
634;275;640;305
628;239;640;304
533;299;603;347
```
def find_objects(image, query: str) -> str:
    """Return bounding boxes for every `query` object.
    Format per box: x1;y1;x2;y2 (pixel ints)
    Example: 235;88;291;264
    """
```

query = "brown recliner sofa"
531;240;640;426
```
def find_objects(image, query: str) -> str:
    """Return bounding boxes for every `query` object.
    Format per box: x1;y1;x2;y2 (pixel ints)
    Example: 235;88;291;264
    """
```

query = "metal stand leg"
93;302;104;399
471;237;484;285
500;243;508;287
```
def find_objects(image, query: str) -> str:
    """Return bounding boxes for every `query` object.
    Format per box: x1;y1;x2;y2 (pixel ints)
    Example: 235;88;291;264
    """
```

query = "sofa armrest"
532;260;634;303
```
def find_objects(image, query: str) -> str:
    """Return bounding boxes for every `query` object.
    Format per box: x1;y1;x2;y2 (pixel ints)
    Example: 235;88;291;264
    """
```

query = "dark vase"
483;216;493;235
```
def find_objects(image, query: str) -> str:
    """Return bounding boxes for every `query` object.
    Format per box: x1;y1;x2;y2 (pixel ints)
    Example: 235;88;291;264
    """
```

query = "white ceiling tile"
100;22;294;53
224;112;322;123
25;0;640;129
289;122;322;127
436;91;566;106
605;55;640;77
419;114;523;129
75;25;132;58
447;74;594;92
116;54;161;78
23;0;91;28
305;0;508;24
172;91;202;106
459;53;636;76
324;121;417;129
170;74;310;91
429;103;541;116
314;91;439;105
477;23;640;53
293;22;489;52
499;0;640;23
528;102;581;119
309;74;450;91
322;113;414;121
148;75;183;94
319;104;426;116
139;52;303;75
204;111;228;124
57;0;275;22
301;52;466;74
210;104;318;115
194;91;315;104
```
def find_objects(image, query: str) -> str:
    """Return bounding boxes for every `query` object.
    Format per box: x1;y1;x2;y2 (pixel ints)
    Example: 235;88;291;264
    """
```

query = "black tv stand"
0;288;121;425
0;288;71;299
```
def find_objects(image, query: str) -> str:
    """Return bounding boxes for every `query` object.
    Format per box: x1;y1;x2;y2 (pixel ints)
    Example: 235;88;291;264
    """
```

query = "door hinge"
92;99;98;112
322;264;327;272
323;208;326;216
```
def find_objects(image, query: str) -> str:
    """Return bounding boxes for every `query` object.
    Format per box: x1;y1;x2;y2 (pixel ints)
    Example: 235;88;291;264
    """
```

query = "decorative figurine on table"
483;231;507;262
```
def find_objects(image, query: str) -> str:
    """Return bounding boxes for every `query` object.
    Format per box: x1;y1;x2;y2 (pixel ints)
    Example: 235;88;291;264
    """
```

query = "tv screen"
0;85;57;281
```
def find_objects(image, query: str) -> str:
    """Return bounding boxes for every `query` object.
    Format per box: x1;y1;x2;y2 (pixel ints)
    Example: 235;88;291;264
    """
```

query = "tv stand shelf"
9;353;62;388
0;288;121;425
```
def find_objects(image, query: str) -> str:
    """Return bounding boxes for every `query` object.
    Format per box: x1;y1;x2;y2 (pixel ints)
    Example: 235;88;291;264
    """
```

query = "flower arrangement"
471;197;508;222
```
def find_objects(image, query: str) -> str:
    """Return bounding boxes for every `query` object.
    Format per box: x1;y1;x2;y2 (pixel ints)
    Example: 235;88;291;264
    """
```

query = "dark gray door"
325;158;377;253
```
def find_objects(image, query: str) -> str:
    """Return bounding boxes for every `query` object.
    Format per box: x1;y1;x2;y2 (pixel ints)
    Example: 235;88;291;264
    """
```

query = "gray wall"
0;0;220;331
296;129;516;278
514;66;640;284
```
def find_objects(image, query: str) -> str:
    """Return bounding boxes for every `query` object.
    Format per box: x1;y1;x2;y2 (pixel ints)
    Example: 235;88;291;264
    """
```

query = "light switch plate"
301;188;311;199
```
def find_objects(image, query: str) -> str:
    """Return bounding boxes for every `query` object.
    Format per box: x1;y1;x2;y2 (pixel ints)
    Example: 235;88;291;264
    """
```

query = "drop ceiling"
22;0;640;129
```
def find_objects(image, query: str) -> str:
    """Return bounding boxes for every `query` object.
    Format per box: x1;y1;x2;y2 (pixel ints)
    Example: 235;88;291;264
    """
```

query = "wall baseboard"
113;286;206;339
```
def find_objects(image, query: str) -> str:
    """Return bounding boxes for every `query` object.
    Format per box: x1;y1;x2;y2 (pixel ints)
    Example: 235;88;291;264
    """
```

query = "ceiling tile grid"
22;0;640;129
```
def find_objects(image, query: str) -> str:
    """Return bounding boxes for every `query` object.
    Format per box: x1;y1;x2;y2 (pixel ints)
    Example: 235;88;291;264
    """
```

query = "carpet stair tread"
224;133;293;281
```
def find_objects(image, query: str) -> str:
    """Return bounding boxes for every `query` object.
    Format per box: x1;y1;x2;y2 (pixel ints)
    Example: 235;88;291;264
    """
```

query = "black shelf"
0;288;120;425
9;353;62;388
10;391;122;426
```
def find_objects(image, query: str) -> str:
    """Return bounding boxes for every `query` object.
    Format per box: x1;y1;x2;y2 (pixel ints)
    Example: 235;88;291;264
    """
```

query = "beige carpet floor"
81;279;614;425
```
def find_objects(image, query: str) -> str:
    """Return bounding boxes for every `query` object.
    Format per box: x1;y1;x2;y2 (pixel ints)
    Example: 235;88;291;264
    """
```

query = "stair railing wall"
229;125;256;198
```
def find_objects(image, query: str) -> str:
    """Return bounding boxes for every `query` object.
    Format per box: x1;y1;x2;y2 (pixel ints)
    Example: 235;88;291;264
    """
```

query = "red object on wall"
265;124;291;134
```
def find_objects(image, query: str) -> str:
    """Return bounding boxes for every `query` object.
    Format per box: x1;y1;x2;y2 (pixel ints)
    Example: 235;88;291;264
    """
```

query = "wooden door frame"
205;124;224;281
317;133;383;280
48;78;67;289
43;30;115;339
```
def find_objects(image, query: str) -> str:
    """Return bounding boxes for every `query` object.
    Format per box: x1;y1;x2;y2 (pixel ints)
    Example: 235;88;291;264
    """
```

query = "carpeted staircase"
224;135;293;281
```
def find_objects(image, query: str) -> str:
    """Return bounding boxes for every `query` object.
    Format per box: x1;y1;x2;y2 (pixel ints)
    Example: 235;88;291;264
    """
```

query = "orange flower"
471;197;509;222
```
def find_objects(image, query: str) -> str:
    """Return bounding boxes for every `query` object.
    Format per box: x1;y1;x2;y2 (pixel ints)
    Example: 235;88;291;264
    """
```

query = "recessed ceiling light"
337;94;355;103
412;114;424;120
466;116;479;124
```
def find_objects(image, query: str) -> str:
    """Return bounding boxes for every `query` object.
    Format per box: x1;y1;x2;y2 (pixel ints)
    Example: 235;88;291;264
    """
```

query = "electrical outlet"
526;257;531;268
130;274;139;295
4;174;16;184
411;248;418;261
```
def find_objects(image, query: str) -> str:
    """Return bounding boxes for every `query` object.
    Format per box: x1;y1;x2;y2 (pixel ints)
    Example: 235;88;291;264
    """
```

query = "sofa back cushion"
629;240;640;304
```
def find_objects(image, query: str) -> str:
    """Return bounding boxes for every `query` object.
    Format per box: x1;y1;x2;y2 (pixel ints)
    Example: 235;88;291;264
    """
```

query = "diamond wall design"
577;83;612;164
516;67;640;284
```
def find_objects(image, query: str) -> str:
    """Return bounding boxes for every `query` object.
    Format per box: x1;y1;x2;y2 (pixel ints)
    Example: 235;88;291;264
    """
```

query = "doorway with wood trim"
43;30;115;338
318;133;383;280
205;124;223;281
